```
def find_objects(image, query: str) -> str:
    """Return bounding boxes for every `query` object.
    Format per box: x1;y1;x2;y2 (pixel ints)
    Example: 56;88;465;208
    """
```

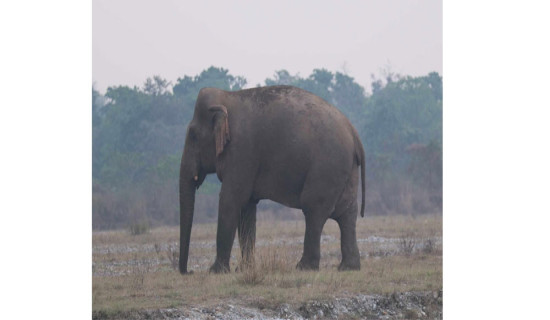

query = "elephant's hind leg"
237;202;257;270
333;175;361;271
296;165;343;271
331;166;361;270
296;212;328;270
335;211;361;271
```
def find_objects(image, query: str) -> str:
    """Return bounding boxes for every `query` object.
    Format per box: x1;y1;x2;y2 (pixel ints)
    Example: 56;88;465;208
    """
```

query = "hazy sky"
93;0;441;93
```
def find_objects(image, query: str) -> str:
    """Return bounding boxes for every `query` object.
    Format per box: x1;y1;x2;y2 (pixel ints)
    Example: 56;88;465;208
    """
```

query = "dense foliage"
93;66;442;229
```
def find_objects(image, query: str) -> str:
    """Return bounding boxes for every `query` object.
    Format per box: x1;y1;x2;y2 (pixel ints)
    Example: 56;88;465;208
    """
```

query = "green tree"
331;72;368;129
264;70;300;86
362;72;442;182
173;66;247;125
173;66;246;100
93;67;249;228
93;67;443;228
264;69;367;128
143;75;172;97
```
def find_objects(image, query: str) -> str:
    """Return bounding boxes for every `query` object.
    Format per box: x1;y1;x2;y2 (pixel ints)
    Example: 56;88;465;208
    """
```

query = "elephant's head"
179;90;231;274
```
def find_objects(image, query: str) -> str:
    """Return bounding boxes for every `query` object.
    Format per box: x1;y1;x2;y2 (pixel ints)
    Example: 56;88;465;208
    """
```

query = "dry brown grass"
92;214;442;313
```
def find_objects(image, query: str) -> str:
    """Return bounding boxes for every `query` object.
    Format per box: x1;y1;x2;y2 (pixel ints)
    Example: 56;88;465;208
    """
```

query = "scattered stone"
93;291;442;319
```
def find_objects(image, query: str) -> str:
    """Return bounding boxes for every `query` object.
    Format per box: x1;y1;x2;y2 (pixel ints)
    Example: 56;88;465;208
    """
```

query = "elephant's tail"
353;132;366;218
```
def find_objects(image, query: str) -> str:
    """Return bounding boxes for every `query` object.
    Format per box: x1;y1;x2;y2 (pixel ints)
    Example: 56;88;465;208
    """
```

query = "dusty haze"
93;0;442;92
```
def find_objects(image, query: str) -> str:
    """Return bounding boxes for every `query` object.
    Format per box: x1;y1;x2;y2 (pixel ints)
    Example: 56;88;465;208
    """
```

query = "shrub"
166;244;179;270
399;235;416;256
237;264;266;285
128;221;149;235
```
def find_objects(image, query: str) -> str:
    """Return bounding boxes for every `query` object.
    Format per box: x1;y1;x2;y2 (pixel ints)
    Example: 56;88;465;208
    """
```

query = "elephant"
178;85;365;274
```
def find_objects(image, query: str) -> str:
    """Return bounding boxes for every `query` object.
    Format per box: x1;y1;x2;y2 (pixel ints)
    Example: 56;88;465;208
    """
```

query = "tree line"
93;66;442;230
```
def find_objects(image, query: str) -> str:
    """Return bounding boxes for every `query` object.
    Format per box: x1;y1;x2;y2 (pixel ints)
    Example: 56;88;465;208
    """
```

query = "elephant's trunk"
179;176;196;274
178;147;198;274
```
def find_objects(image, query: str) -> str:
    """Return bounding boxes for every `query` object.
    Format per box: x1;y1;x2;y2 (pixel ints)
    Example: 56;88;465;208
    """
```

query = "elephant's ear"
209;105;230;157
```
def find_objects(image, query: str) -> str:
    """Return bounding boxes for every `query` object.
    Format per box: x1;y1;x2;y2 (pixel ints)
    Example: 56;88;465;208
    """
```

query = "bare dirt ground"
92;291;442;319
93;214;442;319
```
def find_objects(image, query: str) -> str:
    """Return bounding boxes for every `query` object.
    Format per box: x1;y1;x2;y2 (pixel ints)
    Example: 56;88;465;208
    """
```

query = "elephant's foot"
296;258;319;271
179;263;195;275
209;259;230;273
337;259;361;271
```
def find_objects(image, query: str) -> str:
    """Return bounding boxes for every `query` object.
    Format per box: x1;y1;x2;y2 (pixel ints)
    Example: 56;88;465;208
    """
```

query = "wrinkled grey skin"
179;85;365;274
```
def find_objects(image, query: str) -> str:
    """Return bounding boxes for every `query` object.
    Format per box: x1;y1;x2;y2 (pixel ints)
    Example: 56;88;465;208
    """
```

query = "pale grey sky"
93;0;441;93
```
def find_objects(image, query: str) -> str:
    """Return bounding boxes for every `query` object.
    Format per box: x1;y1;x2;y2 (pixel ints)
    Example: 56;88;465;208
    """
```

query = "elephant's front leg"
209;187;246;273
238;202;257;270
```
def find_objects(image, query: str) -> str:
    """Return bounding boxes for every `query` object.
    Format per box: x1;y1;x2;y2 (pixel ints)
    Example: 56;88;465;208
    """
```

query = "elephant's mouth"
193;169;207;189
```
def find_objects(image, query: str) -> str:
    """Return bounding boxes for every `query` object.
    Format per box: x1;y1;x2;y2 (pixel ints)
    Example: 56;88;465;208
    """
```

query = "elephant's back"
236;85;341;115
235;85;351;129
236;85;356;155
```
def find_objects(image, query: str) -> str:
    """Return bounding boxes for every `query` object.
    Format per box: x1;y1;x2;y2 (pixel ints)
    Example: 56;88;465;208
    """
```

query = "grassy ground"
92;214;442;313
